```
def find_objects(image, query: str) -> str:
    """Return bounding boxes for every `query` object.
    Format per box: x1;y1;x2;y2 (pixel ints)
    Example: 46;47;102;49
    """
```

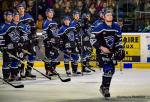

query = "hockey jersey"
91;22;122;52
0;22;29;49
91;19;103;29
58;24;77;49
19;13;36;38
42;19;60;47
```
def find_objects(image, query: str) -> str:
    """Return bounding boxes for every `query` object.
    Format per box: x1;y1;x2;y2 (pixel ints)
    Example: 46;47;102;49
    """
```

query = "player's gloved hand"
7;43;14;49
17;43;24;49
30;38;39;46
100;46;111;54
66;49;72;54
114;49;125;61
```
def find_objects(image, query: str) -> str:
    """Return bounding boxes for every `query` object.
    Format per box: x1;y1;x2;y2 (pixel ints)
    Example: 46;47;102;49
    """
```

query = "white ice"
0;68;150;102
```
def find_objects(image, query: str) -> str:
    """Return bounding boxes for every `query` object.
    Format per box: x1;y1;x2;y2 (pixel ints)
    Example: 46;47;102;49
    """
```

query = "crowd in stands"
0;0;149;32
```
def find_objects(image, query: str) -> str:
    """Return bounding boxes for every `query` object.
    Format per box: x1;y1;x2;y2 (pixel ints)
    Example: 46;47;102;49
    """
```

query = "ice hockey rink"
0;68;150;102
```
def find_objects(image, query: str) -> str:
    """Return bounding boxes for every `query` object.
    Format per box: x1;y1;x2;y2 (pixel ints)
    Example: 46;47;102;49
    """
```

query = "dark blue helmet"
4;11;13;16
45;8;54;15
63;16;71;21
13;11;19;17
103;8;113;16
72;10;80;16
82;13;90;19
16;3;25;9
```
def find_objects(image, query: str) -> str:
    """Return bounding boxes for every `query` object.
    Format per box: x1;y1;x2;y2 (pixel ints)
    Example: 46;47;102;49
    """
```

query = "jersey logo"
8;29;20;43
67;31;75;41
90;39;97;46
25;24;31;33
104;36;115;49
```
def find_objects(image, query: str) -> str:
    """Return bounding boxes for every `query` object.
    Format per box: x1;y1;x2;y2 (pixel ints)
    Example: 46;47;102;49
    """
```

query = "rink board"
0;61;150;69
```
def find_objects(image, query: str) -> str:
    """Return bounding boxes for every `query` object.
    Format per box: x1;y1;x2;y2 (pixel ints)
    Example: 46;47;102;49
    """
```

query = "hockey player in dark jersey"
91;9;104;69
11;11;29;80
58;16;81;76
91;9;104;29
0;11;13;81
80;13;92;73
42;8;60;76
17;3;36;79
0;11;29;81
69;10;82;75
91;8;125;98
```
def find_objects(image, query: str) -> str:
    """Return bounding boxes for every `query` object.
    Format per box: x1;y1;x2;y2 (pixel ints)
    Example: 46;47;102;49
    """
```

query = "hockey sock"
82;61;87;71
2;69;10;80
64;63;70;71
18;64;24;74
102;76;112;88
71;62;78;73
27;62;33;70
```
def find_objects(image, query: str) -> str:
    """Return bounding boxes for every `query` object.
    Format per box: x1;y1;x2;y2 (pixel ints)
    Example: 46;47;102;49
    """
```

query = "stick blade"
14;84;24;88
61;78;71;82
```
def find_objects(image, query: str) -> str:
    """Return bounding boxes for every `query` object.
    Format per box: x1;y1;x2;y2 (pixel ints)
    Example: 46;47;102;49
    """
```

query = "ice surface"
0;68;150;102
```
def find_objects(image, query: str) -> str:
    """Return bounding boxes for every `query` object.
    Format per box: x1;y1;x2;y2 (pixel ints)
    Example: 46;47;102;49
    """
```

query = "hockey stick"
0;77;24;88
0;49;24;88
6;51;51;80
52;46;96;73
21;48;71;82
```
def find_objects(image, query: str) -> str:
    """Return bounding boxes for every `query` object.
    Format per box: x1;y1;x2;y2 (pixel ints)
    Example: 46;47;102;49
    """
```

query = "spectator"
103;2;107;8
96;0;104;12
26;0;37;20
54;2;64;25
13;0;21;9
89;3;96;15
37;0;48;17
36;14;44;31
2;0;9;11
58;0;68;8
26;0;34;13
47;0;56;8
89;3;97;22
64;7;72;16
76;0;83;12
65;1;71;8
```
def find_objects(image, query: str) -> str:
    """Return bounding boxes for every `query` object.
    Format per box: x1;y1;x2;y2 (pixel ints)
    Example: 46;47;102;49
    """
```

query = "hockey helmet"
45;8;54;15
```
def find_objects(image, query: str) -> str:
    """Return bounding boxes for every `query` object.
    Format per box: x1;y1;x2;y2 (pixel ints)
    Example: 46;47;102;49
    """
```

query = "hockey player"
69;10;83;75
0;11;29;81
91;9;104;29
11;11;29;80
91;9;104;69
42;8;60;76
0;11;13;81
80;13;92;73
91;8;125;98
58;16;80;76
17;3;36;79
